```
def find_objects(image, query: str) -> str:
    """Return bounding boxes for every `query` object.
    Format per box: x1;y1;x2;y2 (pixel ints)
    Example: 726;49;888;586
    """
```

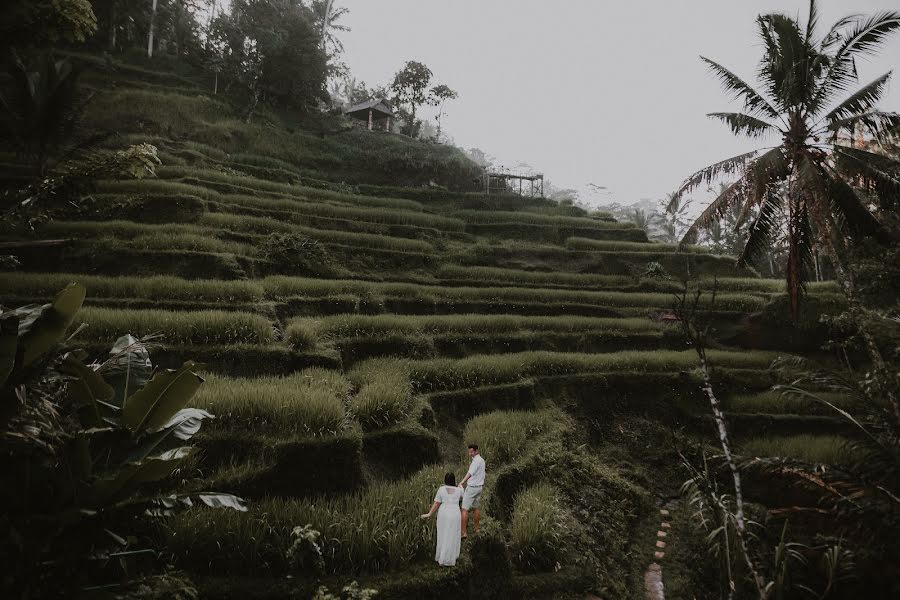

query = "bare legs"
461;508;480;538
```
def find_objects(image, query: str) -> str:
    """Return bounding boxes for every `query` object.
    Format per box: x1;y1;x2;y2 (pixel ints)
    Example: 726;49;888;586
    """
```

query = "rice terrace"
2;1;900;599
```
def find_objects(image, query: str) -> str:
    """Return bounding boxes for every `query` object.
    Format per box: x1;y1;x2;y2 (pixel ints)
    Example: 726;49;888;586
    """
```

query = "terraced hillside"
0;55;854;599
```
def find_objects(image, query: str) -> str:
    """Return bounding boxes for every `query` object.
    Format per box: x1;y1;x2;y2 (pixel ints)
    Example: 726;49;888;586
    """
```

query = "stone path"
643;500;678;600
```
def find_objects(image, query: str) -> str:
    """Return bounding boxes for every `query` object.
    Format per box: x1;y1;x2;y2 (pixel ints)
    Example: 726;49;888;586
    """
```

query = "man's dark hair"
468;444;478;452
444;472;456;486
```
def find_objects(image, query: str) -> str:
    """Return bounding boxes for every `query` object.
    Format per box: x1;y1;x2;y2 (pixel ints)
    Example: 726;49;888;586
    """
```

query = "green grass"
452;210;635;230
72;307;274;346
95;178;223;200
351;368;414;430
288;314;663;342
165;463;454;575
263;276;765;313
199;212;435;254
193;369;350;436
158;166;427;211
213;192;465;231
510;482;570;572
564;237;708;253
0;272;264;303
463;409;564;465
728;390;861;415
352;349;782;392
436;265;638;289
740;434;856;464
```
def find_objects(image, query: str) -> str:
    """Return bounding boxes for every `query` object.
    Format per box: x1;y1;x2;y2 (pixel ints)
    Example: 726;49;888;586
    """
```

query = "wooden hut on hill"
345;98;395;131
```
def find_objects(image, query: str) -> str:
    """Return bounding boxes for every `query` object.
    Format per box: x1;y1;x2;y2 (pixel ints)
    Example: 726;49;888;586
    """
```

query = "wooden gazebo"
344;98;395;131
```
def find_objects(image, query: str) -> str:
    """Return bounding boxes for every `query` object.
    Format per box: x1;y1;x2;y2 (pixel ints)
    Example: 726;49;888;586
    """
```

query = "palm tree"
311;0;350;58
670;1;900;316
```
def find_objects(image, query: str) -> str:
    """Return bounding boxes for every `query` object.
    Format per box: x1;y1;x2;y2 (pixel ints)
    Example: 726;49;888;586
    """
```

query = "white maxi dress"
433;485;463;566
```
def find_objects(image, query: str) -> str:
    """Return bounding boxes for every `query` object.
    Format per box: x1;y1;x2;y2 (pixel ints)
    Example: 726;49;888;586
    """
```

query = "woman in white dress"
420;472;464;567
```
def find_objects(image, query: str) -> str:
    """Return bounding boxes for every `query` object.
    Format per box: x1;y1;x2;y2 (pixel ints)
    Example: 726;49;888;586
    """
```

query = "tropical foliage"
671;1;900;315
0;284;245;597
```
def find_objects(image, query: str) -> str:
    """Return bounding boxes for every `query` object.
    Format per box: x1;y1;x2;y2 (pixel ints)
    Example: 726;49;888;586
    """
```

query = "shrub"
72;307;274;346
192;370;349;436
261;233;333;277
510;483;570;572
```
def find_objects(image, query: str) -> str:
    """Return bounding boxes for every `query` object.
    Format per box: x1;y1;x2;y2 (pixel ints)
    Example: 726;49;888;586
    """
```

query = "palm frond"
823;166;884;238
707;112;781;138
700;57;781;121
757;12;814;109
824;111;900;141
737;147;791;225
668;149;763;212
824;71;893;123
836;11;900;60
833;145;900;209
805;0;820;46
737;188;783;266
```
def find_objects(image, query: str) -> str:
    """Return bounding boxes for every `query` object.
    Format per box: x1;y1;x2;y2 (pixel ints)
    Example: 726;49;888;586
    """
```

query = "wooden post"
147;0;158;58
385;117;391;132
368;109;373;130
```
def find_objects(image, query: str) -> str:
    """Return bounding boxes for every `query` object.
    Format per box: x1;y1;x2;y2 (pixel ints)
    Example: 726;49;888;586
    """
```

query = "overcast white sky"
337;1;900;208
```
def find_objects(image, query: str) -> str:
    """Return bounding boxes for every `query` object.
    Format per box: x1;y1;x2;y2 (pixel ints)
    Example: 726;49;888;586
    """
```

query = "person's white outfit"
462;454;486;510
433;485;464;566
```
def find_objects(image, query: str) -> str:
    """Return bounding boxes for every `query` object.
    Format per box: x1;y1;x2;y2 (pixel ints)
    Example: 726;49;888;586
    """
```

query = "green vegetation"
193;370;350;436
464;410;560;465
740;434;856;465
73;307;273;346
510;483;571;573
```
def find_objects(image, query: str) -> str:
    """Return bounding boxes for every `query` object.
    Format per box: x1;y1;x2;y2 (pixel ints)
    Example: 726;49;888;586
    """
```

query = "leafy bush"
261;232;333;277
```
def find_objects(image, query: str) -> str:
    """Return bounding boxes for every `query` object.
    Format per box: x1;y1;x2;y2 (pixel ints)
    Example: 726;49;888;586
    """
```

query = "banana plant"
1;284;245;597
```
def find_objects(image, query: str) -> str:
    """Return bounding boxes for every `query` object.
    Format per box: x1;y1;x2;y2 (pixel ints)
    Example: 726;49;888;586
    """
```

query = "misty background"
336;0;900;211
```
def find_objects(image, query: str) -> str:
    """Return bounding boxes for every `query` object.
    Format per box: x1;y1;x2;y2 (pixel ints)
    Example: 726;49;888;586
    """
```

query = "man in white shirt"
459;443;485;538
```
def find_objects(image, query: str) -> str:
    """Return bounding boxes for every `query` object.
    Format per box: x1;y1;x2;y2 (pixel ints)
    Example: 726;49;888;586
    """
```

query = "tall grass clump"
740;435;856;465
351;369;413;430
463;409;562;465
0;273;264;303
193;369;349;436
510;483;571;572
165;464;450;575
73;307;273;345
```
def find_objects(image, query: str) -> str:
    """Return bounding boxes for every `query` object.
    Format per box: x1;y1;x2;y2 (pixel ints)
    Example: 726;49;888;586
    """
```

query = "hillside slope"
0;55;850;599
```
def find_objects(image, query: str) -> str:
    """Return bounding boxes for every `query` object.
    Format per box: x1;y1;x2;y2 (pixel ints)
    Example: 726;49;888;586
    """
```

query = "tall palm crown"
671;1;900;316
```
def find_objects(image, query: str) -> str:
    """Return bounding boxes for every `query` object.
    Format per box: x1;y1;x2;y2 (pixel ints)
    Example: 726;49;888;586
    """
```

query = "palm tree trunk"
108;3;118;51
147;0;159;58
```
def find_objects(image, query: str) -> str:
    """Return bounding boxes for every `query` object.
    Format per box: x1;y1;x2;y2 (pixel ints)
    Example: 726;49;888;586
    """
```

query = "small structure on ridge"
345;98;395;131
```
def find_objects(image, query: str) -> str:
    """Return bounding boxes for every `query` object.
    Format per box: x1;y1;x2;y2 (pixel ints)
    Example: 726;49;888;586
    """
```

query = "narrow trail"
644;500;678;600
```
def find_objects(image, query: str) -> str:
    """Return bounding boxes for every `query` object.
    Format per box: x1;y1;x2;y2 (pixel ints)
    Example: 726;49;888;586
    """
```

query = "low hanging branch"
673;282;767;598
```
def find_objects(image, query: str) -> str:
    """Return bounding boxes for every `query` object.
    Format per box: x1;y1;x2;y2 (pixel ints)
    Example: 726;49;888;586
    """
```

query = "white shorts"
462;485;483;510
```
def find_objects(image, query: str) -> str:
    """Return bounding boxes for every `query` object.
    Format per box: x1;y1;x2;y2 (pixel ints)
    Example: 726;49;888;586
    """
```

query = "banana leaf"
103;334;153;407
120;362;204;435
0;312;18;387
87;446;193;505
16;283;85;367
124;408;213;464
144;492;247;517
60;355;115;428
